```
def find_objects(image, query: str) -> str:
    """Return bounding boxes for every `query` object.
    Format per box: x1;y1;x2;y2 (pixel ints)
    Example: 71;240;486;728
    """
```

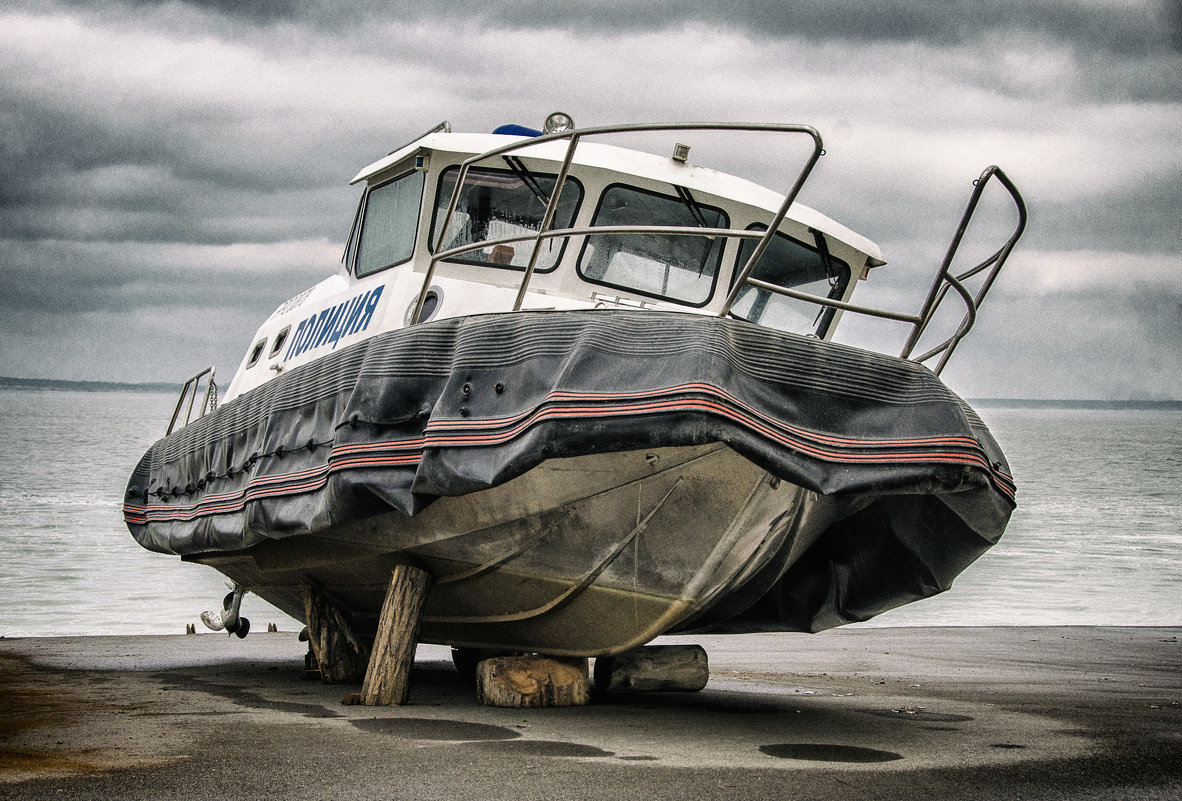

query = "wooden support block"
300;579;369;684
360;563;432;706
594;644;709;693
476;655;590;708
451;647;523;680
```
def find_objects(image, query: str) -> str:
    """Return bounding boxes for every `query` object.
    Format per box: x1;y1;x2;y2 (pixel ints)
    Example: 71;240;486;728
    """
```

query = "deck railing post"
514;133;581;311
167;366;215;435
720;128;825;317
899;166;1026;373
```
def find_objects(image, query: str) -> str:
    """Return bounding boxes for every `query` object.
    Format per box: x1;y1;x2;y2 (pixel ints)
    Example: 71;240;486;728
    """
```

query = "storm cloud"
1;0;1179;399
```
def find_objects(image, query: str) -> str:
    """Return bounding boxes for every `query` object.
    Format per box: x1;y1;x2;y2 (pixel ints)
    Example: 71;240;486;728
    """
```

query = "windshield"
729;226;850;336
355;169;425;278
431;164;582;272
577;184;728;307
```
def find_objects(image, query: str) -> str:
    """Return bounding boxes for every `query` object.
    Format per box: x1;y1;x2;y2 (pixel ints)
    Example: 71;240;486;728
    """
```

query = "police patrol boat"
124;115;1025;657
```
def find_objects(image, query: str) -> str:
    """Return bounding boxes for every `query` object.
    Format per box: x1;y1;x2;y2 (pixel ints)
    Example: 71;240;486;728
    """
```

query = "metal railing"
413;123;825;325
726;166;1027;374
407;123;1025;376
898;166;1027;373
167;366;217;434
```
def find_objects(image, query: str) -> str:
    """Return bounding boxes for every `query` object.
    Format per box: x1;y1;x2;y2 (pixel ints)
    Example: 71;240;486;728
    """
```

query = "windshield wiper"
809;227;839;289
503;156;550;206
809;227;841;331
674;185;711;231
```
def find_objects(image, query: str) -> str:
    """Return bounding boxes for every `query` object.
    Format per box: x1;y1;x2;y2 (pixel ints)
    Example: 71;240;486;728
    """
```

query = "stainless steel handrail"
714;166;1025;373
411;123;1026;376
167;366;216;435
413;122;824;325
899;166;1027;373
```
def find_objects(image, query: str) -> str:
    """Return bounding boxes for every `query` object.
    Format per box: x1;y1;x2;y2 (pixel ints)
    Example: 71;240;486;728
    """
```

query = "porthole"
269;326;291;358
246;339;267;368
404;286;443;325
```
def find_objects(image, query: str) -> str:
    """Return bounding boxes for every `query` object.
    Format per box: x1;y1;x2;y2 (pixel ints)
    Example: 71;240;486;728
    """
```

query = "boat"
124;115;1026;659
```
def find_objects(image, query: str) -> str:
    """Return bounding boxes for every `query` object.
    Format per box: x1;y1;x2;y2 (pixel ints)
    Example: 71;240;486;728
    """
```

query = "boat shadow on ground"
230;655;1075;771
4;635;1178;799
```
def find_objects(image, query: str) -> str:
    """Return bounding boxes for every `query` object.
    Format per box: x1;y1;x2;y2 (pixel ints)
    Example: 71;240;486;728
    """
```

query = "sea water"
0;389;1178;637
0;389;294;637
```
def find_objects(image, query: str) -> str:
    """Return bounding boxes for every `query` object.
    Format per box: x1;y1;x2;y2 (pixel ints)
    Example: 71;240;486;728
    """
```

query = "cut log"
360;563;432;706
476;655;590;708
594;644;709;693
300;579;369;684
451;647;524;680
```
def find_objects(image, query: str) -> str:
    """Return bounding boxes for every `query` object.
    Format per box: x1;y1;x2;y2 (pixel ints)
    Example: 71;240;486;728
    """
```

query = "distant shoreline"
2;375;1178;409
0;376;178;394
969;397;1182;411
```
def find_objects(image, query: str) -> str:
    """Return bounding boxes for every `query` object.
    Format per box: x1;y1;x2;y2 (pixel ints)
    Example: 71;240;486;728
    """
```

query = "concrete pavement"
1;627;1178;799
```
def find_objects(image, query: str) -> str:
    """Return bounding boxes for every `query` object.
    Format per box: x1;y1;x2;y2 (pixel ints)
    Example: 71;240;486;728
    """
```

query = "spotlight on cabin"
672;143;691;163
544;112;575;134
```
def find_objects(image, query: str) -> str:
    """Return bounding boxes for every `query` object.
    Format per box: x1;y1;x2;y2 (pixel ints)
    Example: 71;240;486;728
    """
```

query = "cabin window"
430;165;583;272
269;326;290;358
355;169;425;278
729;226;851;337
577;184;728;307
246;339;266;368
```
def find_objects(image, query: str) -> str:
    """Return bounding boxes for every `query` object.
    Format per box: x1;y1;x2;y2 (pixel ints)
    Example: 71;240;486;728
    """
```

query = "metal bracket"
200;583;251;638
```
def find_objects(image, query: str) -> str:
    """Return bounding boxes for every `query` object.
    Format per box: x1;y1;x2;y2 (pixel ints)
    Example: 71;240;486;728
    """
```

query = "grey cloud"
39;0;1182;54
792;267;1182;399
1167;0;1182;49
876;172;1182;259
0;244;327;381
939;282;1182;399
0;97;155;206
0;301;278;383
3;0;1178;398
137;0;305;23
1032;177;1182;253
0;88;361;245
42;0;305;24
0;247;323;316
24;0;1181;110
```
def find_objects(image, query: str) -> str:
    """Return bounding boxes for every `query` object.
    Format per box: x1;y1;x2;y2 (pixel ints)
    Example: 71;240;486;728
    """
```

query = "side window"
430;165;583;272
355;169;425;278
730;226;851;336
577;184;728;307
268;326;290;358
246;339;266;368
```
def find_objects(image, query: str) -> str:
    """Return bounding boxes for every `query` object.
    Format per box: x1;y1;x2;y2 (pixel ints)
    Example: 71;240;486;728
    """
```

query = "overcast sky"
2;0;1179;399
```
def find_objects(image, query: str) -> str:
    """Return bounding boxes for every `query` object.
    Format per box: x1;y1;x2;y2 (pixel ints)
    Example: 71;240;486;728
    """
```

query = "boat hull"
125;309;1015;654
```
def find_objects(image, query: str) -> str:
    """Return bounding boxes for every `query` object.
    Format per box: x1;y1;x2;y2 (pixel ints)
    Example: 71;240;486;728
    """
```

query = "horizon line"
1;375;1179;406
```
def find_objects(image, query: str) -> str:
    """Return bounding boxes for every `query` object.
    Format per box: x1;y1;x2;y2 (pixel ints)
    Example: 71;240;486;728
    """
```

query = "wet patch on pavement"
601;691;783;715
760;743;904;763
863;707;974;723
350;717;521;741
468;739;614;758
155;672;342;719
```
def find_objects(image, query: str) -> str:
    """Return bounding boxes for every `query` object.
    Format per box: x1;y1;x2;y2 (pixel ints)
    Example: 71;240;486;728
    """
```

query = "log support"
300;579;369;684
360;564;433;706
594;644;709;693
451;647;524;680
475;655;590;708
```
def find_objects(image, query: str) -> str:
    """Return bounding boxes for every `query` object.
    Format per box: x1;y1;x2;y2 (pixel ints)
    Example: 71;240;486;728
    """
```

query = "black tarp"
125;309;1014;632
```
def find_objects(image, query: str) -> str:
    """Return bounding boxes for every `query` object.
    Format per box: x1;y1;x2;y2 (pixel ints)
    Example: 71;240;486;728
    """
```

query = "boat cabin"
223;120;887;403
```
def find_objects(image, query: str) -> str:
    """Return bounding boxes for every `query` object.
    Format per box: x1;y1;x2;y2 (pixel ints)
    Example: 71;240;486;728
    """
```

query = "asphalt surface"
1;627;1178;800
